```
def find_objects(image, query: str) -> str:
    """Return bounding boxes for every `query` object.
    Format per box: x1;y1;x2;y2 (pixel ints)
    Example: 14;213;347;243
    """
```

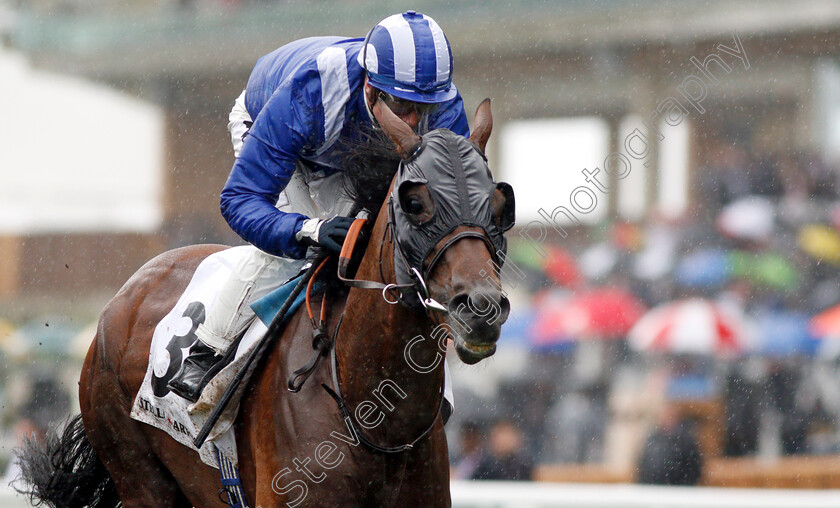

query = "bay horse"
18;99;513;507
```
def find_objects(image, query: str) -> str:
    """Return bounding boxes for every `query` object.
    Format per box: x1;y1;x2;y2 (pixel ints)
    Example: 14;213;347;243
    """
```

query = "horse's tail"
14;414;121;508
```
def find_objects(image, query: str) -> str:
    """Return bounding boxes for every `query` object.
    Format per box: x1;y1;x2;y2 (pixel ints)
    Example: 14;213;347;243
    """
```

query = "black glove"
298;216;355;253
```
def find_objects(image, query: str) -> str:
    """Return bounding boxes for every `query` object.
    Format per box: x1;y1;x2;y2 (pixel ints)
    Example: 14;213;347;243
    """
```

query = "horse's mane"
339;127;402;219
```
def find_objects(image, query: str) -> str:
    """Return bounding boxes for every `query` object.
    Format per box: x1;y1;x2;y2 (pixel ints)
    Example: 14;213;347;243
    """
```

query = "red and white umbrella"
629;298;754;355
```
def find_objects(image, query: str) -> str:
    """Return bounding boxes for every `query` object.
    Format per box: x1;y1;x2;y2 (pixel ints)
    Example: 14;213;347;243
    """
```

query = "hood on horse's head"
392;129;508;279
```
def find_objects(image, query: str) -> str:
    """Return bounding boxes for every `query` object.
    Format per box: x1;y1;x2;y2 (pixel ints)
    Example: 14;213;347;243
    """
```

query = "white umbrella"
629;298;754;355
633;226;676;281
578;243;618;280
717;195;774;242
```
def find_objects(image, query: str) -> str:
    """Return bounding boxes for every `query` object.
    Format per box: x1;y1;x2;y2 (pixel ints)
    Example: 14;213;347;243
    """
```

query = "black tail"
14;414;121;508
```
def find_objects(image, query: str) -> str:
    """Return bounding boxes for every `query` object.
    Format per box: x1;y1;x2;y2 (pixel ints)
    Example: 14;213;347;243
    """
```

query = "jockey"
167;11;467;406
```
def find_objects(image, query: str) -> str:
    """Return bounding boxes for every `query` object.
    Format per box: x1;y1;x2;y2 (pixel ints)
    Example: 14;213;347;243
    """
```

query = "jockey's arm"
220;84;317;259
220;81;471;259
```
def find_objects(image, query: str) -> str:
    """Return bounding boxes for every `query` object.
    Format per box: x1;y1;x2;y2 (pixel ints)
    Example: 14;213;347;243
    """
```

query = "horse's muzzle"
448;290;510;364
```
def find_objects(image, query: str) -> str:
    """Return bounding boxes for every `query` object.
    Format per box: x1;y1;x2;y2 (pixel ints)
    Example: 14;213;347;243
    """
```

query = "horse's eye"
406;197;424;215
398;181;434;224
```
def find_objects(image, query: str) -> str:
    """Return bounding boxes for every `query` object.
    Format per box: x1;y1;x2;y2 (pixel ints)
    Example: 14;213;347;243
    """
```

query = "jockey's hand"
297;216;355;254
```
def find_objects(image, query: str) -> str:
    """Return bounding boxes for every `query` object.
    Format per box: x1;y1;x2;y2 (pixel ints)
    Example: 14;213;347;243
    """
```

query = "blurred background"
3;0;840;501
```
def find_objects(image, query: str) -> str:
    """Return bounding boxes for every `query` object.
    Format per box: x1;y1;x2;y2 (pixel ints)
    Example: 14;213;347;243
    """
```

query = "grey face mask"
389;129;515;298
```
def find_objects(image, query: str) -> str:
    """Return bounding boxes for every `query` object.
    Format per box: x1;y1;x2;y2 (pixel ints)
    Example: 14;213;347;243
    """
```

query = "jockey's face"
364;81;437;132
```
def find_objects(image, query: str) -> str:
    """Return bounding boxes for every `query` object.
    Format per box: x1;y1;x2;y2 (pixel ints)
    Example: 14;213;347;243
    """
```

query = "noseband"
384;205;498;313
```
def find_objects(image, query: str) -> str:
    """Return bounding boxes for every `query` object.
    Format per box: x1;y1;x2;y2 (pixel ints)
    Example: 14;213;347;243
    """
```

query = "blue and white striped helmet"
358;11;457;104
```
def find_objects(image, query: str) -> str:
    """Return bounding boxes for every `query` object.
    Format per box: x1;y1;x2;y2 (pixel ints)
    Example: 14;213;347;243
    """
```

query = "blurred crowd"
446;134;840;484
0;375;70;485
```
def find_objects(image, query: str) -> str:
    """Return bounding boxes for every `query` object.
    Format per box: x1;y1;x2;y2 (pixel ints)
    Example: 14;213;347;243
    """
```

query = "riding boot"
167;341;224;402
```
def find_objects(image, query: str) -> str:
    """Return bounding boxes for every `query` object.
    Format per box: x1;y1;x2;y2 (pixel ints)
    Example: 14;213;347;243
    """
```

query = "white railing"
450;481;840;508
4;482;839;507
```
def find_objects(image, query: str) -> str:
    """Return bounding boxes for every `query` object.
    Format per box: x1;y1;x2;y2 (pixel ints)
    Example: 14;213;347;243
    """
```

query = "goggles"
376;90;440;118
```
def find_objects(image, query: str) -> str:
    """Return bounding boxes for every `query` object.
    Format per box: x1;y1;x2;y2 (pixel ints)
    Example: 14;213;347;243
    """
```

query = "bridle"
297;127;509;454
314;212;496;454
300;175;498;454
340;135;504;314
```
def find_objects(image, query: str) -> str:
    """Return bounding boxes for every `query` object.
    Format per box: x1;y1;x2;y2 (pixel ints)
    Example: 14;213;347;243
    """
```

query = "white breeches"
228;90;250;158
195;248;305;352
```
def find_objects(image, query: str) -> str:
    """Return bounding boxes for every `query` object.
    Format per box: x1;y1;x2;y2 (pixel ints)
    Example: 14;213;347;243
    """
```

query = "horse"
18;98;513;507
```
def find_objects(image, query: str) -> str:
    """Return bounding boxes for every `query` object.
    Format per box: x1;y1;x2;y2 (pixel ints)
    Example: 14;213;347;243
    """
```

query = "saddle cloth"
130;246;302;468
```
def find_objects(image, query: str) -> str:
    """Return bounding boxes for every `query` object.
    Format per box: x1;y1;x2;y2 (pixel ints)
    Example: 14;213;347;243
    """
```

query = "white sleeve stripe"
381;15;416;83
424;16;450;83
316;47;351;151
361;44;378;74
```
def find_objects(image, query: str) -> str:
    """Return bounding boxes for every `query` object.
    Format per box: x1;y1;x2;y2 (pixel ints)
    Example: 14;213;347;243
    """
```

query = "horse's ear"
469;98;493;154
372;99;422;159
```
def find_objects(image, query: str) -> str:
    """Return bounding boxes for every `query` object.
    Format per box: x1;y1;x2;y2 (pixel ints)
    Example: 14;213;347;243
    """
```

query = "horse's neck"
335;215;445;440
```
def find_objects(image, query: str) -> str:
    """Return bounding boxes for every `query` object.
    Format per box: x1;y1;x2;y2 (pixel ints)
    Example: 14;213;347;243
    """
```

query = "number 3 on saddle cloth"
130;244;456;471
130;246;310;471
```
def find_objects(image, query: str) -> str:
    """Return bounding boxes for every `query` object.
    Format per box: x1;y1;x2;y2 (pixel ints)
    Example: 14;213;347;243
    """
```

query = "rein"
287;257;332;393
336;212;443;311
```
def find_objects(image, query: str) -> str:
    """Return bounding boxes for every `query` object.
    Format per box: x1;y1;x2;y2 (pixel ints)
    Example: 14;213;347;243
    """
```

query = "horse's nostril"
448;293;470;315
449;291;509;327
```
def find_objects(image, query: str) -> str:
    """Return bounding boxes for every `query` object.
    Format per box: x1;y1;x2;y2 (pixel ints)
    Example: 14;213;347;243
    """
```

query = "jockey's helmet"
358;11;457;104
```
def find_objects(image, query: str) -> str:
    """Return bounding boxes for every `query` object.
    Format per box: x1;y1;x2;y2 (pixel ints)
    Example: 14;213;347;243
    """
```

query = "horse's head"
373;98;515;364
